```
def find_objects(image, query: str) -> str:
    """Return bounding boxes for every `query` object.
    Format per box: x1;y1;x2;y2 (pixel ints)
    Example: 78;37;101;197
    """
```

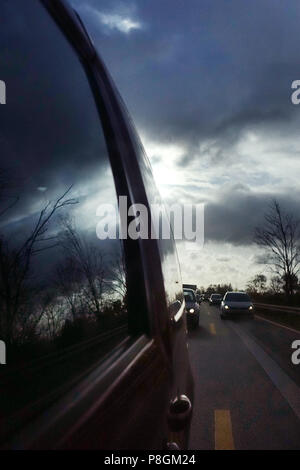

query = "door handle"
167;394;192;431
165;441;180;450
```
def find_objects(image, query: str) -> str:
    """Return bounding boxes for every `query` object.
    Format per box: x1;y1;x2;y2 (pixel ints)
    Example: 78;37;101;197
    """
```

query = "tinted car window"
0;0;129;430
184;291;195;302
225;293;251;302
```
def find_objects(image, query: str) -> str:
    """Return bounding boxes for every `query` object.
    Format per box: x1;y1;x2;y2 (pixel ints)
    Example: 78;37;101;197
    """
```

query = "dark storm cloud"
160;184;300;247
2;0;300;262
70;0;300;252
1;0;109;225
254;253;270;265
73;0;300;157
1;0;126;287
204;187;300;245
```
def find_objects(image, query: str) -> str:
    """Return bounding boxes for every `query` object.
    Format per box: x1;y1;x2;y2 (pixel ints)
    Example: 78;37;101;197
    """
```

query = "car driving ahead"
184;289;200;328
220;292;254;319
209;293;223;306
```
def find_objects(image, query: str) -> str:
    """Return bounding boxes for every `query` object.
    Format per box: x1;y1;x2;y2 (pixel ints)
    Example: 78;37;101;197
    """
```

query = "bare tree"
59;219;106;318
54;257;83;320
246;274;267;296
0;187;77;345
255;200;300;298
42;296;66;340
269;276;283;295
206;283;233;296
108;252;128;306
16;290;58;343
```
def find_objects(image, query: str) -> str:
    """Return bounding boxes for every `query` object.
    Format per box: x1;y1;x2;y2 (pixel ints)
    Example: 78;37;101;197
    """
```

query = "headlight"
249;305;253;310
189;308;195;313
224;305;229;310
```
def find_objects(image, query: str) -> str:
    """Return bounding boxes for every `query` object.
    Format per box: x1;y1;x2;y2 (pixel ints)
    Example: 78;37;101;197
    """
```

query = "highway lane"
188;302;300;450
245;313;300;387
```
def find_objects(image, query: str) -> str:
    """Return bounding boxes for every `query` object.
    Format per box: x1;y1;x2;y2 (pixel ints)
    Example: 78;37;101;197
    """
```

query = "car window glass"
184;291;195;302
225;293;251;302
0;0;129;429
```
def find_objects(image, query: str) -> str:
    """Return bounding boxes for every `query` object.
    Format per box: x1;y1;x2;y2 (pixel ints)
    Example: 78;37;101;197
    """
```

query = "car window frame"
41;0;155;335
1;0;172;446
41;0;181;355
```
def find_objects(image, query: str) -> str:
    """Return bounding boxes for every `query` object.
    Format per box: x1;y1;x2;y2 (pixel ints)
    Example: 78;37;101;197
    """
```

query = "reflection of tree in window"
0;0;129;429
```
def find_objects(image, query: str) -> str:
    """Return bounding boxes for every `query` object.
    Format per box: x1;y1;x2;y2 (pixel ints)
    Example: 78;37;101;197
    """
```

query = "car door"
0;0;193;449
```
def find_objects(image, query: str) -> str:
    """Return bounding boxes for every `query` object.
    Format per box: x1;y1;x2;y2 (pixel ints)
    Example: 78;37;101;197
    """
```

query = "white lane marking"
255;314;300;335
229;322;300;420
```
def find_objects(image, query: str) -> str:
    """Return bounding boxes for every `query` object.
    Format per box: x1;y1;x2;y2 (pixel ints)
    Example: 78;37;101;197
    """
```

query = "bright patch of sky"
78;4;142;34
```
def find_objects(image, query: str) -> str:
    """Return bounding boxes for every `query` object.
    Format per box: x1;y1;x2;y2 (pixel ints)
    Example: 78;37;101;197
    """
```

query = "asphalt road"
188;302;300;450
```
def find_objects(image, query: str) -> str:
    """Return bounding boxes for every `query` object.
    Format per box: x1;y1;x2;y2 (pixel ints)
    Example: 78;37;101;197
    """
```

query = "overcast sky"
71;0;300;289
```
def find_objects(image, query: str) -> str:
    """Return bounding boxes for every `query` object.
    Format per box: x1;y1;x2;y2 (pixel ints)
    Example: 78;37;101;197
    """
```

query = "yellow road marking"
209;323;216;335
214;410;235;450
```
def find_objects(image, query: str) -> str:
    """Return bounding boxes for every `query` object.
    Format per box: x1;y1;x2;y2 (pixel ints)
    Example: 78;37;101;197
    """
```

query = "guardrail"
254;302;300;315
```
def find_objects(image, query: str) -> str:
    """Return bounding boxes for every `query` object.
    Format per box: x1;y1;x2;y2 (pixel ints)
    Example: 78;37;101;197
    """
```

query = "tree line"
196;200;300;305
249;200;300;304
0;170;127;354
